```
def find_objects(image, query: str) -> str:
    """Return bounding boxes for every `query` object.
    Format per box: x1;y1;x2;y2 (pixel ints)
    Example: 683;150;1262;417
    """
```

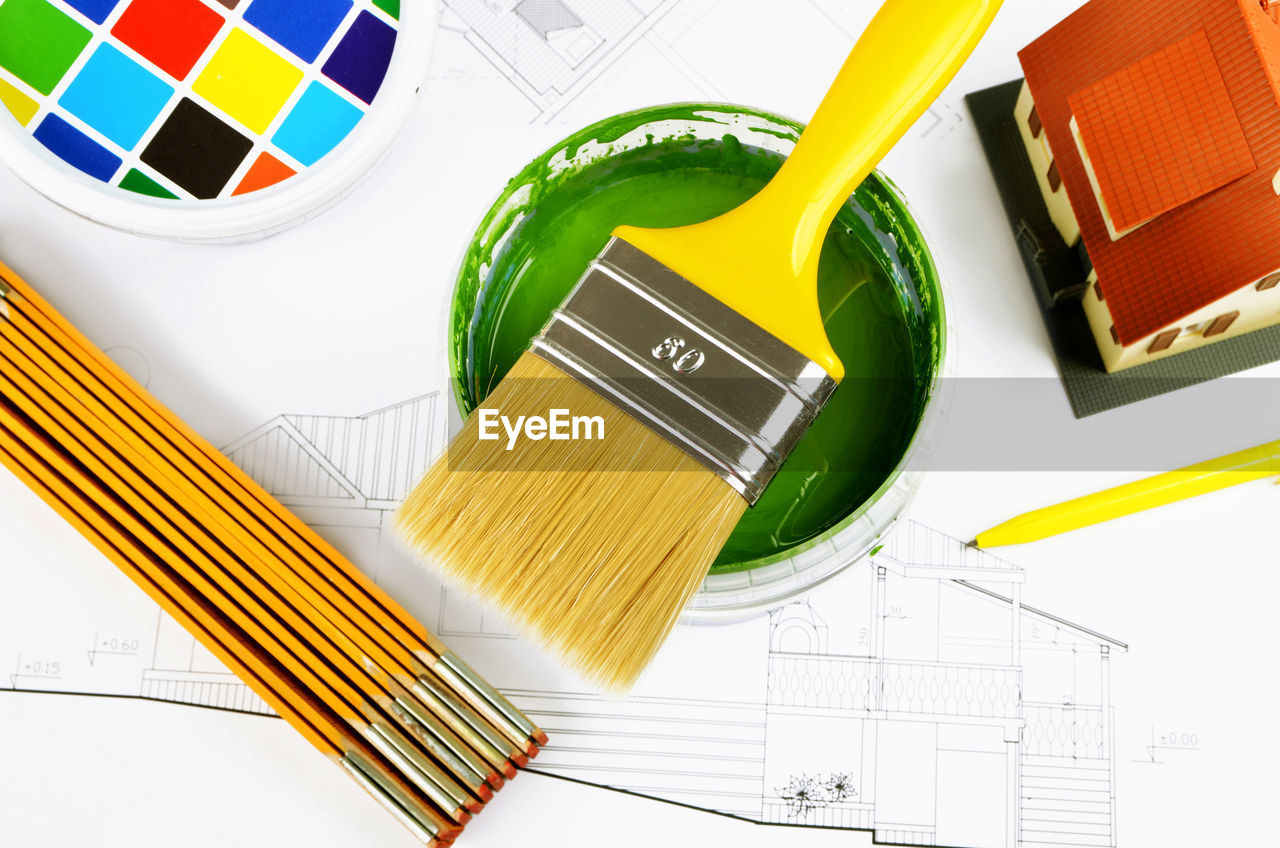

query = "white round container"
0;0;434;241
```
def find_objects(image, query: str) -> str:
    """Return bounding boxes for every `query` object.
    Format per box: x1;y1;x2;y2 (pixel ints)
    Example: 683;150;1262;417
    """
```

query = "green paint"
119;169;177;199
373;0;400;20
0;0;91;97
451;104;943;574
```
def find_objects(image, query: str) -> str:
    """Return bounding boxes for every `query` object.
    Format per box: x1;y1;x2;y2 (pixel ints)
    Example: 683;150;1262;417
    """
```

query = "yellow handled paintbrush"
396;0;1004;692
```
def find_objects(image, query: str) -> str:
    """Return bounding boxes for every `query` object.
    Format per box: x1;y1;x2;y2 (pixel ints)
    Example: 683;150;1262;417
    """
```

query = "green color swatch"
119;169;177;199
0;0;92;96
450;104;944;573
373;0;399;20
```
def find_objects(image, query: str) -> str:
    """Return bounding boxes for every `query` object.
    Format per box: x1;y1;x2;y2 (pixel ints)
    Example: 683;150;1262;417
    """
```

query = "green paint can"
447;104;951;618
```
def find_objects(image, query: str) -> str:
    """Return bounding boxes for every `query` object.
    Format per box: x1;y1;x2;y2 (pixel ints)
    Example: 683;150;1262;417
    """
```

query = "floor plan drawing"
433;0;905;128
439;0;686;122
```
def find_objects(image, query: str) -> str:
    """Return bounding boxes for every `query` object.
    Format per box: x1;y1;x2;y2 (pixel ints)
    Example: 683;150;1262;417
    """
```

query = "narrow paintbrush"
0;377;477;825
0;266;544;769
396;0;1003;691
0;331;492;810
0;418;464;846
0;306;505;794
0;266;548;843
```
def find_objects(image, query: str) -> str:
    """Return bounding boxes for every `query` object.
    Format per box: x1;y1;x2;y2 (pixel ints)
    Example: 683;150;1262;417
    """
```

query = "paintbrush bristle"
395;352;745;692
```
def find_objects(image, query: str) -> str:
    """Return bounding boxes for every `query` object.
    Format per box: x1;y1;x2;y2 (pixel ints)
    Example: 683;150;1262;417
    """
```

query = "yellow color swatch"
0;77;38;126
193;29;302;135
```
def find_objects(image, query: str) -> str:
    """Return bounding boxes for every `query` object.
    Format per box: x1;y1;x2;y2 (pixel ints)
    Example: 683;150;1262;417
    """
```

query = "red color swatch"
112;0;224;81
233;152;295;196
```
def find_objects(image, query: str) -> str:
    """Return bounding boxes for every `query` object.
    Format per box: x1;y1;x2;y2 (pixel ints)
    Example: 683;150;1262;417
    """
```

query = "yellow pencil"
970;439;1280;548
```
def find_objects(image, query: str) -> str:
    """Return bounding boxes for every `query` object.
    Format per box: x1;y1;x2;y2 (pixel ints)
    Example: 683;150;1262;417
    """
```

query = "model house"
1015;0;1280;372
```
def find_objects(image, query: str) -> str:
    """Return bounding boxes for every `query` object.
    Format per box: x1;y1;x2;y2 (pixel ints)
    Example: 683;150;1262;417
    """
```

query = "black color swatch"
140;98;252;200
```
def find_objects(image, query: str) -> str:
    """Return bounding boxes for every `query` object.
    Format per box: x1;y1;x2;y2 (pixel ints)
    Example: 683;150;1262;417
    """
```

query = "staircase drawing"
1020;706;1116;847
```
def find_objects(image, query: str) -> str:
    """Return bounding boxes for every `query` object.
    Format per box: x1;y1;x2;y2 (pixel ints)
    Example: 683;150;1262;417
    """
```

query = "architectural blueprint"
2;1;1277;846
1;384;1124;848
499;523;1125;848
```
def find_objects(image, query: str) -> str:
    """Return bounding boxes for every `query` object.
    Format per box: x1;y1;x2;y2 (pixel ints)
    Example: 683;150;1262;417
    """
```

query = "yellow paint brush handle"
617;0;1004;380
974;440;1280;548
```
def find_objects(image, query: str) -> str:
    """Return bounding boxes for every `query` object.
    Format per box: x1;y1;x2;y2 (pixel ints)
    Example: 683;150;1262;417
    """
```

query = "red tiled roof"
1068;30;1255;233
1019;0;1280;344
1244;0;1280;97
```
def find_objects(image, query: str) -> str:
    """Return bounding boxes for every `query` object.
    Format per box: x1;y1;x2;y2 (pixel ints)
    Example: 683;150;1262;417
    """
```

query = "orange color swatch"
233;152;295;196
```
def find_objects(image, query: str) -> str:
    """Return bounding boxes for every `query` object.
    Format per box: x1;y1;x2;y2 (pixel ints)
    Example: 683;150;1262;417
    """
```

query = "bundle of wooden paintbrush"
0;261;545;847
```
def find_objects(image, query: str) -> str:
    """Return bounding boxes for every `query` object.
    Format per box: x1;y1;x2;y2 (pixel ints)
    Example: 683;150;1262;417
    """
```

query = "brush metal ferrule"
363;721;469;817
412;675;512;764
339;751;444;844
437;650;542;749
390;694;490;788
529;237;837;505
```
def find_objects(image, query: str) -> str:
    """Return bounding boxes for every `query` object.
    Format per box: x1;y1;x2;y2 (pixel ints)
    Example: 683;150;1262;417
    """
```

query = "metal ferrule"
363;722;469;818
390;694;489;789
438;651;541;749
339;751;442;843
412;674;513;764
529;238;837;505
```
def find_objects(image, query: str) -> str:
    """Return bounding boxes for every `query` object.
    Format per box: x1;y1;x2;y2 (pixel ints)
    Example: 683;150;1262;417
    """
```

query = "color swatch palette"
0;0;400;201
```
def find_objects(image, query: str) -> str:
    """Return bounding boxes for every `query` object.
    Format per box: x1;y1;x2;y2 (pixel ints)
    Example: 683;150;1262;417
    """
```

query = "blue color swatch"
59;44;173;148
272;81;361;166
33;113;122;181
244;0;352;63
63;0;120;25
322;10;395;105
